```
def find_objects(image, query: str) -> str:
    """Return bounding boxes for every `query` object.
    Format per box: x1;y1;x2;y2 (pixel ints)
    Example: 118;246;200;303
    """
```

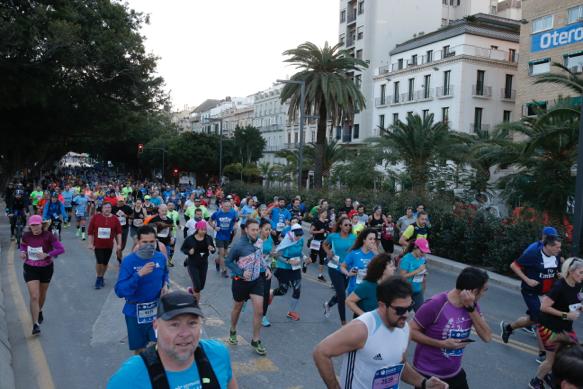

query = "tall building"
338;0;515;142
373;14;520;133
222;106;254;138
516;0;583;115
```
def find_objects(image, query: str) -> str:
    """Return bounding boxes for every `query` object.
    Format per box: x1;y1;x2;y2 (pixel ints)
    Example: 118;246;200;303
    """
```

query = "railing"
500;88;516;101
470;123;491;133
375;96;388;107
347;10;357;23
388;95;400;105
436;85;454;98
378;65;390;75
415;88;434;100
472;85;492;98
346;36;355;48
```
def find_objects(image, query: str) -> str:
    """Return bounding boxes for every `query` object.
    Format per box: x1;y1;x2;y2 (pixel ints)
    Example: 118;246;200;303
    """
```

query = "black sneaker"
317;275;327;282
32;323;41;336
543;373;553;387
500;321;512;344
522;325;536;336
215;262;220;272
536;351;546;364
302;263;307;273
221;270;229;278
38;311;44;324
529;377;544;389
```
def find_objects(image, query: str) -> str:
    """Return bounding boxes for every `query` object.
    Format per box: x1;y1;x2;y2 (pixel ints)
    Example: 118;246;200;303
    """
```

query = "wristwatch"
415;378;427;389
562;312;568;320
465;303;476;313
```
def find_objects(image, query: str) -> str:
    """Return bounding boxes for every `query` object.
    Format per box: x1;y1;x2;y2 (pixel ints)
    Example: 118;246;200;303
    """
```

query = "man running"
88;202;122;289
313;276;448;389
399;210;430;247
210;199;238;278
225;219;270;356
148;204;177;267
113;197;133;264
61;184;74;227
268;197;291;243
73;191;89;240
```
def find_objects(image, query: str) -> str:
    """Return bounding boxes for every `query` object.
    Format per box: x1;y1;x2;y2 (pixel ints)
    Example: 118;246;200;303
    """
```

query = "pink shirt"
20;231;65;267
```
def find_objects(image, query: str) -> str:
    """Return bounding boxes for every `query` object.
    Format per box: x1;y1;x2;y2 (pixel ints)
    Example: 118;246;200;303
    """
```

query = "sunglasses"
390;304;415;316
343;223;352;227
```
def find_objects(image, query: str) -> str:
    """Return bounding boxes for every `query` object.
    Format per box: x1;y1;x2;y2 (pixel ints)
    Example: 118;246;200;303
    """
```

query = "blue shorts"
521;290;542;323
124;315;156;350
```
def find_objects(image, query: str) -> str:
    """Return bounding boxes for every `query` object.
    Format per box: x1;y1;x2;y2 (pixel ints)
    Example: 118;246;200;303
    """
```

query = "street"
2;218;580;389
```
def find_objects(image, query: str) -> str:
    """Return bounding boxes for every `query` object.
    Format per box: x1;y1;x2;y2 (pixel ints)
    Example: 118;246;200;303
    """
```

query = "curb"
0;243;16;389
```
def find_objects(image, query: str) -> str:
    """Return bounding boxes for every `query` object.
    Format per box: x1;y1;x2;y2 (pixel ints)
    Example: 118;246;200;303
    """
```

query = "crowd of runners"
3;167;583;389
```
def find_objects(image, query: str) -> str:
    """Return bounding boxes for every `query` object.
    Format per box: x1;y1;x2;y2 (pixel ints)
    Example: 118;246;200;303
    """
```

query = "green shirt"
185;205;210;220
168;210;180;233
30;191;43;206
121;187;132;199
353;280;378;313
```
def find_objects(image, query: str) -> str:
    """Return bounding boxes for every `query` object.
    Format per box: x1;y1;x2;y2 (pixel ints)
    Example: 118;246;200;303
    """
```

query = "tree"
258;162;276;187
373;113;451;197
233;126;266;165
333;149;383;190
280;41;368;188
304;139;345;186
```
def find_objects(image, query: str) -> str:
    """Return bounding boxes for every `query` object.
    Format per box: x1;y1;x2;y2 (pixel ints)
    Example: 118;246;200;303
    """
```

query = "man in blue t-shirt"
210;199;239;278
268;198;291;242
107;290;237;389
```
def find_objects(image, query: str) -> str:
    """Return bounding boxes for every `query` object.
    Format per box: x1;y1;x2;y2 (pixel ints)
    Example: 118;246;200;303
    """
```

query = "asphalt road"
2;216;581;389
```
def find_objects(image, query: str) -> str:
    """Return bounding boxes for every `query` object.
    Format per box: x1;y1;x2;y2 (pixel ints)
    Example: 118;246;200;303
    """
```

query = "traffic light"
138;144;144;153
173;168;179;176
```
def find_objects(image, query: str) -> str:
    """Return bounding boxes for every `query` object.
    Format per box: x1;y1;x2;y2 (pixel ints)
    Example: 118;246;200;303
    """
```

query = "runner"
41;192;67;240
29;185;44;213
323;216;356;325
72;191;89;240
380;213;397;254
8;189;29;241
259;220;276;327
367;206;384;240
87;202;122;289
142;195;156;215
225;219;270;356
346;253;396;317
61;184;74;227
129;198;148;245
113;197;133;264
396;207;416;235
399;210;430;247
341;228;379;299
500;235;562;364
184;208;205;238
399;238;431;311
114;225;169;354
528;257;583;389
148;204;177;267
268;197;291;243
313;276;448;389
19;215;65;335
181;220;216;302
107;290;238;389
410;267;492;389
167;202;181;244
210;199;238;278
309;209;330;282
271;223;307;321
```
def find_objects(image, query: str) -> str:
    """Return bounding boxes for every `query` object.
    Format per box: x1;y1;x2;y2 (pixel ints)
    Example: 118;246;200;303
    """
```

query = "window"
443;70;451;95
532;15;553;33
408;78;415;101
490;5;497;14
355;74;362;88
503;110;511;123
356;49;363;59
340;10;346;22
353;124;360;139
393;113;399;124
509;48;517;62
476;70;485;95
393;81;400;103
529;58;551;75
569;5;583;24
474;108;483;132
288;133;291;143
443;45;451;57
442;107;449;124
294;132;298;144
339;34;345;45
490;45;498;50
422;109;430;119
357;26;364;40
358;1;364;14
398;59;403;70
504;74;513;99
426;50;433;63
565;52;583;70
424;74;431;98
380;84;386;105
526;101;547;116
411;54;418;66
442;0;447;4
379;114;385;129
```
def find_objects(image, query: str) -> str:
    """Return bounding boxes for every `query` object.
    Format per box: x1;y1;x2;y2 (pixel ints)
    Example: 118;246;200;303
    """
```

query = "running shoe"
99;277;105;288
543;373;553;387
10;235;15;241
38;311;44;324
228;330;238;345
221;270;229;278
536;351;546;364
522;326;536;336
302;263;307;273
261;316;271;327
287;311;300;321
168;258;175;267
82;232;86;240
323;301;331;318
500;321;512;344
250;339;267;356
529;377;545;389
32;323;41;336
317;275;327;282
94;277;101;289
76;229;81;237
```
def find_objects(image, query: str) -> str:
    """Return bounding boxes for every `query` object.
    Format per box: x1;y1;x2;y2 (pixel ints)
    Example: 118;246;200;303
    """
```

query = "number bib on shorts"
27;246;44;261
290;256;302;271
328;255;340;269
136;301;157;324
309;240;322;251
97;227;111;239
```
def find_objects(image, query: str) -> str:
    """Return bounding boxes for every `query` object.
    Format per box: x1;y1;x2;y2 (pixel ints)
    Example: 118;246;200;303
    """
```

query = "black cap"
157;291;204;320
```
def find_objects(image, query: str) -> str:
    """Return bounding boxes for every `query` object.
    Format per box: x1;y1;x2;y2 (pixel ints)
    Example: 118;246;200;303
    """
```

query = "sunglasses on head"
390;303;415;316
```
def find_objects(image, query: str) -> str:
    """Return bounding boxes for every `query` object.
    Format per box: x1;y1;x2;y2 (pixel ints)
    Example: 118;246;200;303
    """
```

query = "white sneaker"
323;301;331;318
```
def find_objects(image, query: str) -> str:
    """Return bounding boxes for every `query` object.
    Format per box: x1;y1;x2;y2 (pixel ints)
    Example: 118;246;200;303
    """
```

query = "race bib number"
443;328;471;357
27;246;44;261
356;268;367;284
97;227;111;239
543;255;557;269
133;218;144;227
372;364;403;389
290;257;302;271
413;270;426;283
76;209;84;216
157;227;170;238
118;216;126;226
136;301;157;324
309;240;322;251
328;255;340;269
276;222;285;232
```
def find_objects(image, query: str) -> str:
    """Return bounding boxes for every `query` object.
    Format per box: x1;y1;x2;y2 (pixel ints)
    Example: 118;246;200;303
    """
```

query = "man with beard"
107;290;238;389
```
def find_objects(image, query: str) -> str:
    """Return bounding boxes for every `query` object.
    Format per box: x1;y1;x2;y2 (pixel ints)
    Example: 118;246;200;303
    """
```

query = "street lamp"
278;78;305;189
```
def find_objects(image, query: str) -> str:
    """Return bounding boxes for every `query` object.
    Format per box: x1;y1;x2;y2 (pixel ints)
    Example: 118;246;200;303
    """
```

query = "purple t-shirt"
20;231;65;267
412;292;480;378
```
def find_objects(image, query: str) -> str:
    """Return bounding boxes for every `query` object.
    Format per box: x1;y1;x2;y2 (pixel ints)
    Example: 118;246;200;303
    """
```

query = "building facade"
222;106;254;138
373;14;520;134
516;0;583;115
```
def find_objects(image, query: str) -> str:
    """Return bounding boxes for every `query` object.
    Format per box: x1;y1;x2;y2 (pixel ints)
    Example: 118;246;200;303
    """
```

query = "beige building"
517;0;583;115
222;106;254;138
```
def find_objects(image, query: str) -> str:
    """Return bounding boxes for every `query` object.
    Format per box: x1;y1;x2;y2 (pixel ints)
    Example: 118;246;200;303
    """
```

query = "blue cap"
542;226;558;237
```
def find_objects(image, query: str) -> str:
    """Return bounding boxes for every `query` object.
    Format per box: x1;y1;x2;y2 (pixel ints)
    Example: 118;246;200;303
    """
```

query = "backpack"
140;343;221;389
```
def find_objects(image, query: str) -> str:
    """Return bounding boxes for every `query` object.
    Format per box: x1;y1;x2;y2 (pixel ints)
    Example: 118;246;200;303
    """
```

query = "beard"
159;341;196;362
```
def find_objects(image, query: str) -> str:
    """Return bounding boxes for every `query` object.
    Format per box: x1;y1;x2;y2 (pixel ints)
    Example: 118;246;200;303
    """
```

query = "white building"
338;0;519;143
372;13;520;134
193;97;253;137
171;105;195;133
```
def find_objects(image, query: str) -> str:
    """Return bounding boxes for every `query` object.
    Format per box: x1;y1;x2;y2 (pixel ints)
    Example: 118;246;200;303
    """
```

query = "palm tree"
258;161;274;187
280;41;368;188
372;113;450;197
534;62;583;94
304;139;345;187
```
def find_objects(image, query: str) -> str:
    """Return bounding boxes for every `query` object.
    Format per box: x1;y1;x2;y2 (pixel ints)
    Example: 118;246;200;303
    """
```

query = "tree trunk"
314;104;328;189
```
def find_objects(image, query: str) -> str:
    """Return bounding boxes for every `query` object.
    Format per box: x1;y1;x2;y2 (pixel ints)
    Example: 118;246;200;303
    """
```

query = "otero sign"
532;22;583;52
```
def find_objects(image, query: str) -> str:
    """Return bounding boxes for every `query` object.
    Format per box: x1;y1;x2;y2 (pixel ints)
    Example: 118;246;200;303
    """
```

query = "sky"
124;0;338;111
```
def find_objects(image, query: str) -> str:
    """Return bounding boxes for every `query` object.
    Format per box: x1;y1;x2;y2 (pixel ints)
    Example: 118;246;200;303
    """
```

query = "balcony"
346;36;355;48
388;95;401;106
436;85;454;98
472;85;492;98
378;65;390;75
501;88;516;102
470;123;491;133
375;96;388;107
347;10;357;24
415;88;434;101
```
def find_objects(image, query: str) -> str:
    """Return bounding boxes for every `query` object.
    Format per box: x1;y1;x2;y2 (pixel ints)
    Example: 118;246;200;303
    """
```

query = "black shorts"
216;239;231;249
121;227;129;245
231;277;264;302
95;248;113;266
23;263;54;283
275;268;302;284
187;258;209;292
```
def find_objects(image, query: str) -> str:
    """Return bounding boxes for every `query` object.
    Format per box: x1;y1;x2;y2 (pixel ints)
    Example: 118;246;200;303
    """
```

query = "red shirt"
104;196;118;207
88;213;122;249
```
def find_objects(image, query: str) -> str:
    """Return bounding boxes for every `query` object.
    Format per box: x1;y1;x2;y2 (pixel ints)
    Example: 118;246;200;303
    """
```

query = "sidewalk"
0;238;16;389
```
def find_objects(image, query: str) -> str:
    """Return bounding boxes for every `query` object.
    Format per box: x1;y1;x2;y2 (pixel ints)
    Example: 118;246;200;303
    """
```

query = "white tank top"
340;310;410;389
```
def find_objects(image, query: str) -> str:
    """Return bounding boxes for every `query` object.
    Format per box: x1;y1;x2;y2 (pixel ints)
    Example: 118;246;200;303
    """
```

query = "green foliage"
332;149;383;190
233;126;266;164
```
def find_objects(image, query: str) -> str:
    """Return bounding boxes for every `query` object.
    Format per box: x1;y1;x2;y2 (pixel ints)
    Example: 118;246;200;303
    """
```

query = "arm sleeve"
413;293;445;329
180;237;192;255
114;263;141;298
47;238;65;258
225;245;243;276
42;204;49;220
402;225;414;240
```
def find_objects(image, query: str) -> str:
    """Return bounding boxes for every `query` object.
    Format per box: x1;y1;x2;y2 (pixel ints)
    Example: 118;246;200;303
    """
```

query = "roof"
390;13;520;55
191;99;221;114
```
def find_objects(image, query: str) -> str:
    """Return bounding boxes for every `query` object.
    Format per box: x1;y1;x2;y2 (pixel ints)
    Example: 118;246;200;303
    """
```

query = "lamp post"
278;79;305;189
